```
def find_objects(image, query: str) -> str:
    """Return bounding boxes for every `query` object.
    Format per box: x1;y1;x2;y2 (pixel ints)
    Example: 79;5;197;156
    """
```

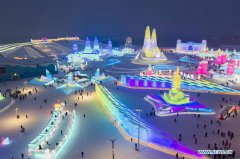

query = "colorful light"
95;84;206;159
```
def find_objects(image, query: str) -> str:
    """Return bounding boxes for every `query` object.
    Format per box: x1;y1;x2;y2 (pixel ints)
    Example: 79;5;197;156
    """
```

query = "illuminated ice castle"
142;26;161;58
133;26;167;64
176;39;207;54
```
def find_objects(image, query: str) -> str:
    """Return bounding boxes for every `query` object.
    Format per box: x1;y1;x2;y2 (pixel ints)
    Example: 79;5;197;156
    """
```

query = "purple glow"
138;80;144;87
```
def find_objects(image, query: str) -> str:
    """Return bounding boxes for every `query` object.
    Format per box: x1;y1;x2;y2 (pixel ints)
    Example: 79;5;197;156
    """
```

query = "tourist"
195;138;197;144
81;151;84;157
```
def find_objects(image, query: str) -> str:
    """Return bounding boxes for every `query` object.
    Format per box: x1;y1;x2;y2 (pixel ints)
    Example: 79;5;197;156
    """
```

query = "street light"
108;138;117;159
108;138;117;149
136;108;142;151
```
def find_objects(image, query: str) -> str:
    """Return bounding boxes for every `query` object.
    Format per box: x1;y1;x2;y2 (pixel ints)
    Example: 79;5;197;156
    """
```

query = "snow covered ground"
0;80;175;159
1;52;240;159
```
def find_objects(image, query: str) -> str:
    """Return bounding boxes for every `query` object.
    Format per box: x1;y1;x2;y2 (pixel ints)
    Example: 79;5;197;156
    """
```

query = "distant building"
176;40;207;54
73;44;78;53
31;36;79;43
0;55;57;81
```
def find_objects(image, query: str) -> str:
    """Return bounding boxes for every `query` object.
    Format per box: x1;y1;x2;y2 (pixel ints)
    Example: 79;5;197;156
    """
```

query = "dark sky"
0;0;240;46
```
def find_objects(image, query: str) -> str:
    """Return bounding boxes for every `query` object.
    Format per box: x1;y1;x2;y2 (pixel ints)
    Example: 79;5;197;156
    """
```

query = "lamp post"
108;138;117;149
108;138;117;159
136;108;142;151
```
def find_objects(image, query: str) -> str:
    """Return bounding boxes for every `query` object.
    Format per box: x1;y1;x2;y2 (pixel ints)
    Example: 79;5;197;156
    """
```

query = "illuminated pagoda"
163;67;190;105
144;66;214;115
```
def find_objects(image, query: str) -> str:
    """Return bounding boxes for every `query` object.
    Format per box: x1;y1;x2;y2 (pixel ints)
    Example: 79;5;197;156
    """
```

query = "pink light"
1;137;10;145
196;61;208;75
215;54;227;65
226;63;234;75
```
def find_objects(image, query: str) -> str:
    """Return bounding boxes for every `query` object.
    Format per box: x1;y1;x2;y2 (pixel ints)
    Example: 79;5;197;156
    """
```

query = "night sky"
0;0;240;46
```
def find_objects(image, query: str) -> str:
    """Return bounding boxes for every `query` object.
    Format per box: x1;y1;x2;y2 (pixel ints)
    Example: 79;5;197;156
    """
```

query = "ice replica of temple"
144;66;214;116
133;26;167;64
176;39;207;54
163;67;190;105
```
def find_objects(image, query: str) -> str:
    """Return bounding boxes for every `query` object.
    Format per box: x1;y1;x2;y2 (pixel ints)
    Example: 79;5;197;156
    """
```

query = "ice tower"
142;26;161;58
163;67;190;105
133;26;167;64
93;37;100;51
108;39;112;53
84;37;92;52
46;70;53;80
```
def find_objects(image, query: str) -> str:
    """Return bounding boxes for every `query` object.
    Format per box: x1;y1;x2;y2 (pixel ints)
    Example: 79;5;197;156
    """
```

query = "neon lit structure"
133;26;167;64
145;94;214;116
163;67;190;105
72;44;78;53
1;137;10;145
0;93;5;101
216;54;227;65
83;37;92;53
93;37;100;51
108;39;112;53
120;74;240;94
57;82;82;95
176;40;207;54
226;63;235;75
91;68;117;83
28;105;77;159
178;56;199;64
147;64;153;75
29;70;55;86
95;84;206;159
31;37;79;43
196;61;208;75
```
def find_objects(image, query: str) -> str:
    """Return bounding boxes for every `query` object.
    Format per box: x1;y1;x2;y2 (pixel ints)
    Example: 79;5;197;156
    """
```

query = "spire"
176;66;180;75
144;26;150;39
151;28;157;42
173;66;181;89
